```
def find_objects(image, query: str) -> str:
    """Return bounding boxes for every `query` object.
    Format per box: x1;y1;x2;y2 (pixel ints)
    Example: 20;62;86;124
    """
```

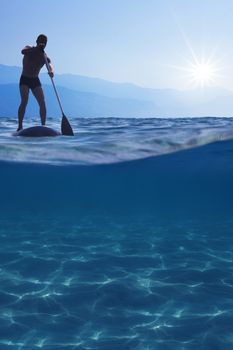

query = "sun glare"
189;62;217;86
165;13;226;88
165;56;222;89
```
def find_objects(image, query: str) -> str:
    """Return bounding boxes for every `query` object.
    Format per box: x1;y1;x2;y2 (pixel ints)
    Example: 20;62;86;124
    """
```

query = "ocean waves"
1;117;233;165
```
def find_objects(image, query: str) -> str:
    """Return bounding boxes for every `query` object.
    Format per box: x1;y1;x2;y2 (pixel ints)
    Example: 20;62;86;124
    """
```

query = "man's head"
36;34;47;48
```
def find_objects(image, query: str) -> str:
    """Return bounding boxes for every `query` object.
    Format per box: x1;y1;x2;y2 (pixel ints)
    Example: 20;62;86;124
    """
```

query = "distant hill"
0;64;233;117
0;84;157;118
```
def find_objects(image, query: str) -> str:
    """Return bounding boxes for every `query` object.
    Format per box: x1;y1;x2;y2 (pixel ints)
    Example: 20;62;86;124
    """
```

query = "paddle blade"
61;115;74;136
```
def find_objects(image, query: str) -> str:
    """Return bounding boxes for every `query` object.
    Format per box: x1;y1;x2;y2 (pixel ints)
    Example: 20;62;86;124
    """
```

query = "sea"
0;116;233;350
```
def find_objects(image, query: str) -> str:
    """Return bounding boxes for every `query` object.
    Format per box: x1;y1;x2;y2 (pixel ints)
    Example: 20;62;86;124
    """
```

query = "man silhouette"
17;34;54;131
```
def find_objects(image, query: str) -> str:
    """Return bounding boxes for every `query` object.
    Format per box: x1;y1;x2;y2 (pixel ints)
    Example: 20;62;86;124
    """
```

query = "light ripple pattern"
0;215;233;349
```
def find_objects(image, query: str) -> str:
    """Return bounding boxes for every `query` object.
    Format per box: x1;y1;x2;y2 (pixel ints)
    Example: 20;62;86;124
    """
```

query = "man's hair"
36;34;47;44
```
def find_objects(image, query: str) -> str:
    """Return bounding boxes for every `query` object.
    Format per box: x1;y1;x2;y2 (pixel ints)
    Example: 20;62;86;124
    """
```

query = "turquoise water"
1;117;233;349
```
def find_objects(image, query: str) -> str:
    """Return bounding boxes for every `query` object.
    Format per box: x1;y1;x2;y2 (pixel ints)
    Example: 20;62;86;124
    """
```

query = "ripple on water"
1;116;233;165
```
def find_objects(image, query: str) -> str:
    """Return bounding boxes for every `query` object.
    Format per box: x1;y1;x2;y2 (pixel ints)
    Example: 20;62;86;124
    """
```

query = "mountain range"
0;64;232;118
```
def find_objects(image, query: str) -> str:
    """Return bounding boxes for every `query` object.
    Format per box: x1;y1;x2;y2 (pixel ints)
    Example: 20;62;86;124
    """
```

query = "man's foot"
17;126;22;132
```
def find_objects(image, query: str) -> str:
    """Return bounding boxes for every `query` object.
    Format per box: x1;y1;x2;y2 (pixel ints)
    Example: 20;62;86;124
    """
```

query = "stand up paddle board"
13;126;61;137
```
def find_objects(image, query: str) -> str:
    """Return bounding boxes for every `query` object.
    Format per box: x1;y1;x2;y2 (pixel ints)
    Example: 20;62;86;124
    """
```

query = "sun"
166;16;224;88
189;62;217;86
166;57;222;89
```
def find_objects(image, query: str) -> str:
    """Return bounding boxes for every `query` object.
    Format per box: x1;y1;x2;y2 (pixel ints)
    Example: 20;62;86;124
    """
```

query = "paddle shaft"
44;53;65;116
43;51;74;136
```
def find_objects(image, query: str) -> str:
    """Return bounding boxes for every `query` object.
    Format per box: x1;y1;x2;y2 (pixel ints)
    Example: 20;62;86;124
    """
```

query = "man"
17;34;54;131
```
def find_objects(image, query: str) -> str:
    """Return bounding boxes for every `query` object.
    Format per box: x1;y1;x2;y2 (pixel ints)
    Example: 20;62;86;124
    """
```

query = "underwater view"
1;117;233;349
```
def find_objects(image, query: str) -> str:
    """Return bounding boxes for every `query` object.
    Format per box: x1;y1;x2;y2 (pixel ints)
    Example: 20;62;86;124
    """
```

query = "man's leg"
18;85;29;131
32;86;46;126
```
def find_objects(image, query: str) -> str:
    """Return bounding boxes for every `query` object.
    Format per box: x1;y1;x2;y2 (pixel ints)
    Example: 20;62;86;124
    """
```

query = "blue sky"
1;0;233;90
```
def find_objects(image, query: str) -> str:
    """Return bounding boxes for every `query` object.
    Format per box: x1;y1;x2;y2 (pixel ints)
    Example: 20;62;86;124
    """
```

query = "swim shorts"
19;75;41;90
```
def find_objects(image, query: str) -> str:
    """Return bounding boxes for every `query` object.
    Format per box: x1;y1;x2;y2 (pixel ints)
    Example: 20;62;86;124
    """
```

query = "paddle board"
13;126;61;137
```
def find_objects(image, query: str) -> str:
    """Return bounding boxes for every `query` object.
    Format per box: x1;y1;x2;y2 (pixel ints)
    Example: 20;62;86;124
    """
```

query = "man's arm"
21;46;37;55
48;62;54;78
44;55;54;78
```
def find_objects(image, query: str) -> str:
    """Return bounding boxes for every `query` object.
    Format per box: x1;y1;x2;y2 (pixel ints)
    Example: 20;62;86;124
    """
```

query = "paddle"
44;52;74;136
